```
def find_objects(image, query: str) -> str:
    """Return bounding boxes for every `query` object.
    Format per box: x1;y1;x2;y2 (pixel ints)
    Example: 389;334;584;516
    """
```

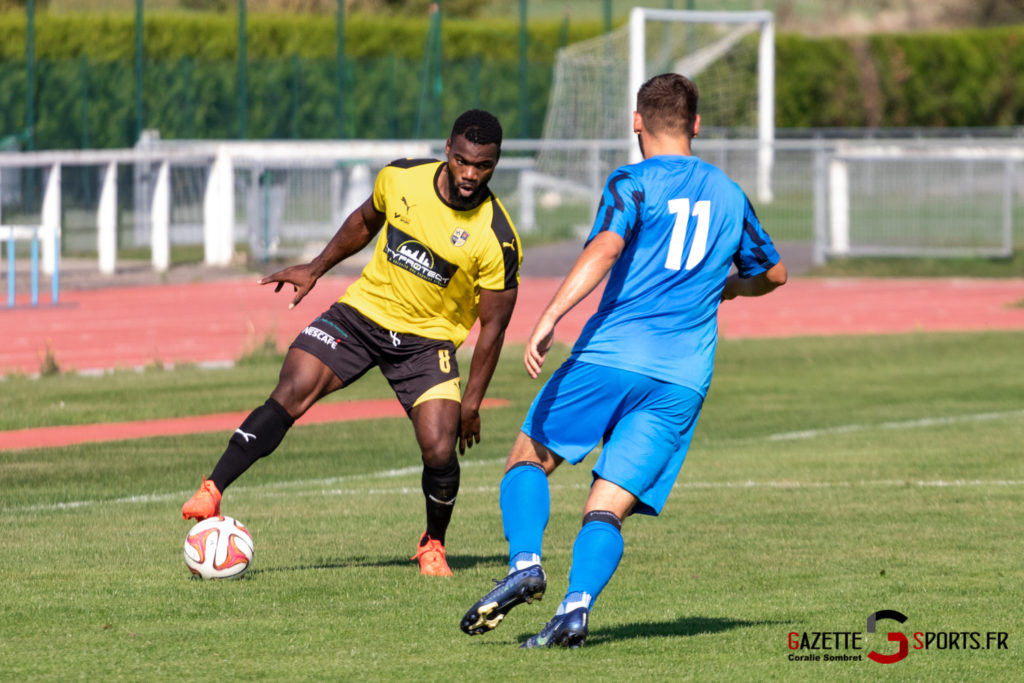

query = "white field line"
10;476;1024;515
239;478;1024;501
5;409;1024;514
2;458;504;514
767;409;1024;441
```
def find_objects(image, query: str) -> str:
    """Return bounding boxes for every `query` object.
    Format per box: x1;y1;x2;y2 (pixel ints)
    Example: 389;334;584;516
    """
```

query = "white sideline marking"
768;409;1024;441
244;479;1024;501
8;475;1024;515
2;458;506;514
6;409;1024;514
672;479;1024;490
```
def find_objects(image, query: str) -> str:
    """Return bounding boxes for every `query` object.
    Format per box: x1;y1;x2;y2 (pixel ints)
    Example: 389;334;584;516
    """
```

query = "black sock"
582;509;623;531
209;398;294;492
421;458;460;545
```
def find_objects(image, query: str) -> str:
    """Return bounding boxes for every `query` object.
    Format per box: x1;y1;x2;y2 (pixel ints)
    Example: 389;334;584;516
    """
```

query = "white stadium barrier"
1;134;1021;279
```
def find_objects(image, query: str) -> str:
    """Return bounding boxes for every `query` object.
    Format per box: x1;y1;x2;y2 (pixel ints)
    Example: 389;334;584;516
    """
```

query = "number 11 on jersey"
665;198;711;271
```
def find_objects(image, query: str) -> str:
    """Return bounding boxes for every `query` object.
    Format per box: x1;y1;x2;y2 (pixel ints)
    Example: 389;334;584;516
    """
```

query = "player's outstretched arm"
459;287;518;454
721;260;788;302
259;196;385;308
524;230;624;378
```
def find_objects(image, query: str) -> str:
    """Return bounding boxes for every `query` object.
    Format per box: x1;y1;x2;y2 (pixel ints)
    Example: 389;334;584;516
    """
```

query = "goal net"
522;8;774;238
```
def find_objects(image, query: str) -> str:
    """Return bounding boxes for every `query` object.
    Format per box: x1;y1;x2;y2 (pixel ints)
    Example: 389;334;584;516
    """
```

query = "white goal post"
628;8;775;201
520;8;776;238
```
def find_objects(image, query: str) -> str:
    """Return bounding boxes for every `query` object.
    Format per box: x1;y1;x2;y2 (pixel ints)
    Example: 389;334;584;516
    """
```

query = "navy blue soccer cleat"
460;564;547;635
520;607;589;649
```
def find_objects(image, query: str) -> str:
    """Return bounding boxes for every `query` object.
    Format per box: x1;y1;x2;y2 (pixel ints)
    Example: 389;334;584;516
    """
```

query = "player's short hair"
637;73;699;138
450;109;503;149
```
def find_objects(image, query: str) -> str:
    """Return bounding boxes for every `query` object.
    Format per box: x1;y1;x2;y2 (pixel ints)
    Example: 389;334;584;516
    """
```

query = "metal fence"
823;144;1024;261
1;131;1022;284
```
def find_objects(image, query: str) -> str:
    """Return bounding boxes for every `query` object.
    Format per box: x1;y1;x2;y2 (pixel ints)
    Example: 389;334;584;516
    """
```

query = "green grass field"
2;333;1022;680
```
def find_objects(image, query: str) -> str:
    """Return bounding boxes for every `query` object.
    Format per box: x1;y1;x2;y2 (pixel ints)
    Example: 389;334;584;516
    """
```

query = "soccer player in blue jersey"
460;73;787;647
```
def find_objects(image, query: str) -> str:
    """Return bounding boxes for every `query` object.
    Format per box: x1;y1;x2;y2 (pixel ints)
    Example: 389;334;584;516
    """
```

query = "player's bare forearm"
259;196;384;307
459;288;517;453
721;261;788;301
540;231;623;324
462;288;517;412
263;197;381;284
524;231;622;378
463;329;504;413
306;197;385;278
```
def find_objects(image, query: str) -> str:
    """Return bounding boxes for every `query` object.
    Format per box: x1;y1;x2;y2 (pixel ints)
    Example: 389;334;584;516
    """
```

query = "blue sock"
563;520;624;611
499;463;549;571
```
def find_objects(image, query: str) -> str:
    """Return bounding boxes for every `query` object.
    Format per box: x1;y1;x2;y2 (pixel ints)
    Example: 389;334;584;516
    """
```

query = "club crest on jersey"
450;228;469;247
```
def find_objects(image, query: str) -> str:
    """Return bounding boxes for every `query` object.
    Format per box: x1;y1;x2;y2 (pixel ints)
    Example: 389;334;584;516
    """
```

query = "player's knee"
268;381;313;418
419;436;457;468
582;509;622;531
422;458;460;504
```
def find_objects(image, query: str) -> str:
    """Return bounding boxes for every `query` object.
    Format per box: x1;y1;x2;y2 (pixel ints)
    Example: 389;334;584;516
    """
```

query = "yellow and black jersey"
339;158;522;348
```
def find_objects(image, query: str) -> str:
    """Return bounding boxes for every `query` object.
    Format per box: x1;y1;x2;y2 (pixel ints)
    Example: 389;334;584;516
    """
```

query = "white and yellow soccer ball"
183;516;254;580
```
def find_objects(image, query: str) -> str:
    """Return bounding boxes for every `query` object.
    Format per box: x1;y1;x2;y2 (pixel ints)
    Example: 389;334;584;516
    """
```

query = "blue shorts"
522;359;704;516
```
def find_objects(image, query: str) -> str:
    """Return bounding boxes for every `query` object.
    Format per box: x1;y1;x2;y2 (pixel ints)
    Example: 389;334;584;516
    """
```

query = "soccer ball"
183;516;254;580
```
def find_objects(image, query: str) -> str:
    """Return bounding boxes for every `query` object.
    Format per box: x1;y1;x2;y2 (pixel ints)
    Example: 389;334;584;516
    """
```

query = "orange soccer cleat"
181;478;222;521
412;532;453;577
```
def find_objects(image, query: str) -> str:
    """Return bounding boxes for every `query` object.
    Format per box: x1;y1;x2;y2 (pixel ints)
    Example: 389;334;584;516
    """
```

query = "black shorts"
289;302;460;412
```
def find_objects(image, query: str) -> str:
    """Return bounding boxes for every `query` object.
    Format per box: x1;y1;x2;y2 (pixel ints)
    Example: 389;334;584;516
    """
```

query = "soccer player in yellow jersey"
182;110;522;576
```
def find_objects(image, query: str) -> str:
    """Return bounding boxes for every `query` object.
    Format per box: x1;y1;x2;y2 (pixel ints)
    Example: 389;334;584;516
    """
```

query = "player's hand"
259;263;319;309
524;319;555;379
458;406;481;455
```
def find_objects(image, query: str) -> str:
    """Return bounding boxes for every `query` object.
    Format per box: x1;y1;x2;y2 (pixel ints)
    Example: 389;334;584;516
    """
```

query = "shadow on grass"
465;616;791;648
585;615;790;645
249;552;506;575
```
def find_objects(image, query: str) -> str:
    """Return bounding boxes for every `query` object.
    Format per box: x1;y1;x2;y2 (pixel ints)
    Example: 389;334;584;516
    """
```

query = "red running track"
3;276;1024;377
0;398;507;451
3;276;1024;451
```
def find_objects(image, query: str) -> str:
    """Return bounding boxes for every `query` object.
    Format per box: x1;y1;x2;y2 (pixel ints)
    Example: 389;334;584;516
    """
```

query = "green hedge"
0;53;555;147
0;11;596;146
775;35;868;127
775;27;1024;127
870;27;1024;127
2;12;1023;150
0;12;602;61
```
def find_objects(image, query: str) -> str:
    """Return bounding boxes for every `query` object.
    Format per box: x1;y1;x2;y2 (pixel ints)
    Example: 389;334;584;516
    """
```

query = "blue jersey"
570;155;780;396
